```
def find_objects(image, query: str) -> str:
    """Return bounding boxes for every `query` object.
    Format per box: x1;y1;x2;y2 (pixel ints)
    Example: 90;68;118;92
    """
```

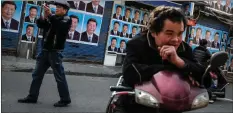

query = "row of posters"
205;0;233;14
105;4;149;55
188;24;230;53
1;1;106;46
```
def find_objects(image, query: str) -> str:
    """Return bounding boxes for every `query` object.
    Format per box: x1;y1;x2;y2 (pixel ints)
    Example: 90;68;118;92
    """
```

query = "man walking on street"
18;1;72;107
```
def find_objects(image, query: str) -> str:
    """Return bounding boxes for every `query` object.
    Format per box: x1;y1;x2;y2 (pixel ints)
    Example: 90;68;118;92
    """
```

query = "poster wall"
38;1;106;46
105;4;149;55
20;3;41;43
1;1;23;32
187;24;229;54
205;0;233;14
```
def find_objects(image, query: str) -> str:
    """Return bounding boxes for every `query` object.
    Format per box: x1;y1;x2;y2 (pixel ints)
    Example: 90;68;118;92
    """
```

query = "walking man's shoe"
18;97;37;103
54;100;71;107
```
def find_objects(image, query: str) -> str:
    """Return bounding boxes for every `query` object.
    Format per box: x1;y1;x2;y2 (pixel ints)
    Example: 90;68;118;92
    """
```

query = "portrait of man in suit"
68;15;80;41
117;40;126;53
122;8;132;22
222;33;227;44
108;37;118;52
189;27;195;40
193;27;202;45
212;0;223;11
80;18;98;43
1;1;19;30
205;30;211;47
129;26;137;38
212;32;220;48
86;0;104;15
25;6;38;23
113;5;122;20
183;4;190;16
67;1;85;11
21;24;35;42
141;13;148;25
132;10;140;24
120;24;129;38
223;0;231;13
111;21;120;36
228;57;233;72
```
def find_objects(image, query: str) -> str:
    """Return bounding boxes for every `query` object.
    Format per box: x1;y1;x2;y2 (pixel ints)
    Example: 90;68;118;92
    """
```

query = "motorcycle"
106;51;228;113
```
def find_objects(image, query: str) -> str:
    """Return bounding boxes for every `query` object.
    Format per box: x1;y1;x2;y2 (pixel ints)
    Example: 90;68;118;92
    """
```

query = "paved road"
1;72;233;113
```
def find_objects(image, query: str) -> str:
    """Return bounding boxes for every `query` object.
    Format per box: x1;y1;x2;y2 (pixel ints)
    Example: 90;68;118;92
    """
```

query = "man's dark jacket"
123;31;205;87
193;46;211;67
36;15;71;51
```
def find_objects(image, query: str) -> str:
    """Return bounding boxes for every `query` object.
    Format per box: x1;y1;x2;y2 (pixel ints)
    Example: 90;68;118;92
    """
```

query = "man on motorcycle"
119;6;205;113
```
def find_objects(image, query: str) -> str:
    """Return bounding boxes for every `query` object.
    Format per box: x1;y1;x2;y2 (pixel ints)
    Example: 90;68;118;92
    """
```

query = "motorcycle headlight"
135;89;159;108
191;92;209;110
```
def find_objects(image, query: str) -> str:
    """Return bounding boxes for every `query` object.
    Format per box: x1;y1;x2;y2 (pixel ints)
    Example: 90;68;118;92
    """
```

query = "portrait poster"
24;4;41;24
189;24;222;53
1;1;23;32
38;1;106;46
205;0;233;14
21;23;38;43
106;36;129;55
227;54;233;72
83;0;105;15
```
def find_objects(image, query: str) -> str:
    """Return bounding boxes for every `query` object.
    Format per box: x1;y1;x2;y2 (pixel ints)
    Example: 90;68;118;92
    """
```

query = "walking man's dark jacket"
36;14;72;51
123;31;205;87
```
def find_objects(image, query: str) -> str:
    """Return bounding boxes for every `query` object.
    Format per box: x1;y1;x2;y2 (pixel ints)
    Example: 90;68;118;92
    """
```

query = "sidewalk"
1;56;122;78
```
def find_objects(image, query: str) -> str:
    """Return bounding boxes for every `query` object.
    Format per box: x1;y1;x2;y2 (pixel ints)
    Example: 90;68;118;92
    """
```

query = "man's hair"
148;6;187;34
87;18;97;26
134;10;140;14
206;30;211;35
196;27;202;32
120;40;126;43
111;37;117;41
26;24;34;29
114;21;120;25
2;1;17;10
132;26;137;29
200;39;207;46
116;5;122;9
70;15;79;22
123;24;128;28
215;32;219;36
125;8;131;12
29;6;38;11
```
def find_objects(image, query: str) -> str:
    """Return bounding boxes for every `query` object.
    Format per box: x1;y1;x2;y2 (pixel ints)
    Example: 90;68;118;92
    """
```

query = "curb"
5;68;122;78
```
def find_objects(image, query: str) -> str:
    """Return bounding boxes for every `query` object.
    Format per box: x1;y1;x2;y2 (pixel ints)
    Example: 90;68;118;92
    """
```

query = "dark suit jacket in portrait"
212;41;220;48
120;32;129;37
25;16;37;23
122;16;131;22
21;34;35;42
132;19;140;24
111;30;120;36
68;31;80;41
212;2;223;11
68;1;85;11
113;14;122;20
117;48;126;53
1;18;19;30
80;31;98;43
86;2;104;15
193;37;201;45
223;5;231;13
108;46;117;52
129;34;136;38
140;20;148;25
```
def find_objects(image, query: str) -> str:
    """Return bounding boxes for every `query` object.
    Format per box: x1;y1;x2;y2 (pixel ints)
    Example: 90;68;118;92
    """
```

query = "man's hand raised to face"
158;45;185;68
